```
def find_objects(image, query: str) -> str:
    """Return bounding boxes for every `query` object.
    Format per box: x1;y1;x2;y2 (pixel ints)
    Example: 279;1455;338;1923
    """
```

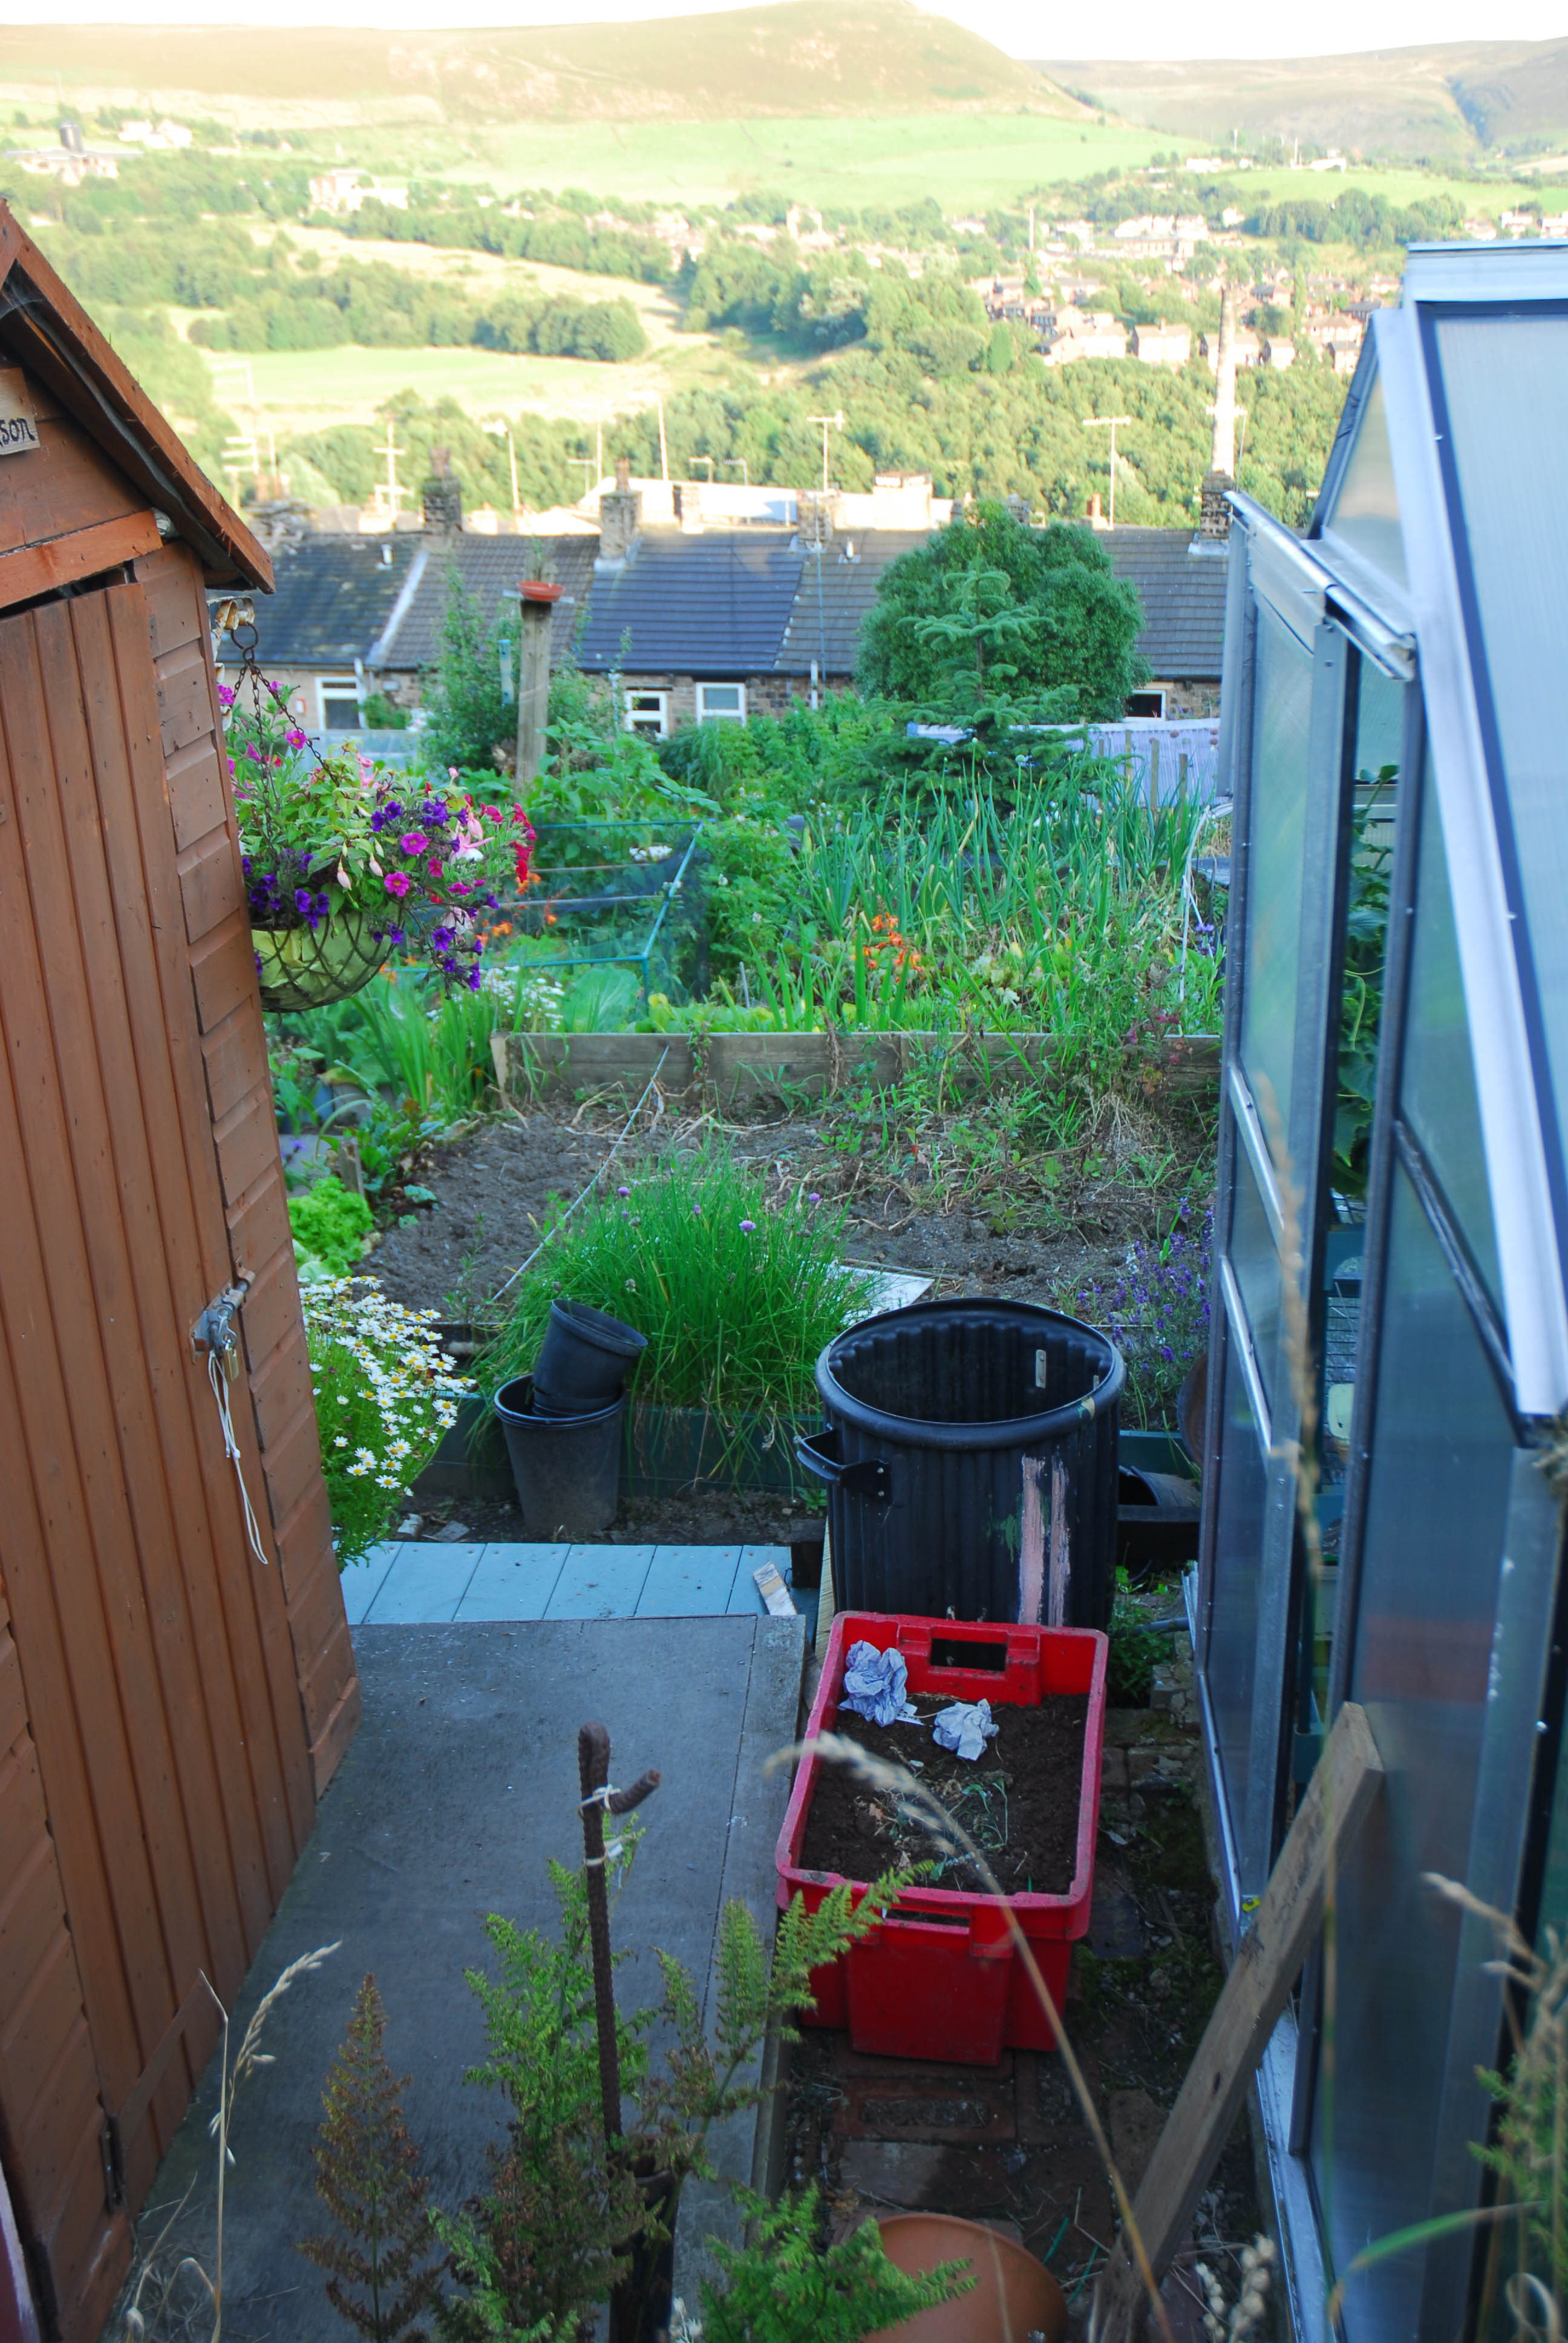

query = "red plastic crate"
776;1611;1108;2066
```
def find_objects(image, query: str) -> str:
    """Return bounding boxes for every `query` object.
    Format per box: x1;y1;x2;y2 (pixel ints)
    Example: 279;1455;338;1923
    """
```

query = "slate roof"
376;534;598;672
776;530;929;677
574;529;805;678
1099;527;1228;683
239;534;421;667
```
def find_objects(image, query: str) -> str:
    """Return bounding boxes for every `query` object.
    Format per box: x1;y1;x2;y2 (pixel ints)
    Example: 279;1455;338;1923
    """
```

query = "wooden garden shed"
0;203;357;2339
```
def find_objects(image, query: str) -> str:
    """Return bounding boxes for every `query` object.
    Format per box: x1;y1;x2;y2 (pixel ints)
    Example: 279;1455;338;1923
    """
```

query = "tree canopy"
855;503;1148;723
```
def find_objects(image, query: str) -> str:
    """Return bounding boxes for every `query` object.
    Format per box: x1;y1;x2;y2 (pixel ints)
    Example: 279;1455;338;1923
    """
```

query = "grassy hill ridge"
0;4;1079;125
1037;36;1568;162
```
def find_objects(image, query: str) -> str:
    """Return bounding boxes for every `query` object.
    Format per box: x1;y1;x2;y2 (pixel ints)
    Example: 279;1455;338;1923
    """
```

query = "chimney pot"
598;480;643;568
614;455;632;492
421;447;463;536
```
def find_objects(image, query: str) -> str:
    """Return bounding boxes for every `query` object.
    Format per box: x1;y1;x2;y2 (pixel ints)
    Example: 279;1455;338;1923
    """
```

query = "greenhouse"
1195;234;1568;2340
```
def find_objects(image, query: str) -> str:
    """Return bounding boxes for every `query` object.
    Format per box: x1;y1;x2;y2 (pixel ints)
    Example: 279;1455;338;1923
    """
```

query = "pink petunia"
400;831;428;855
286;729;307;751
384;872;411;897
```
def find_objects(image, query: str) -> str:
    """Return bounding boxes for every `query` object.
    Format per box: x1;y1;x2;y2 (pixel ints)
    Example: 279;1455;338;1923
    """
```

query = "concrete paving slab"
636;1544;744;1616
338;1542;400;1625
127;1616;806;2342
364;1542;485;1621
456;1542;567;1620
544;1542;655;1617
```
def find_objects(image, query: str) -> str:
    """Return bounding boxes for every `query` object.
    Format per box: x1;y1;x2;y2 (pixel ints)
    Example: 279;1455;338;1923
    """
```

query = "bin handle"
794;1429;889;1502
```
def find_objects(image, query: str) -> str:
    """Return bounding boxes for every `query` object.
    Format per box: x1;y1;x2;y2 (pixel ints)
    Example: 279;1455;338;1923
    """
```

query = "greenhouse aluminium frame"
1194;238;1568;2343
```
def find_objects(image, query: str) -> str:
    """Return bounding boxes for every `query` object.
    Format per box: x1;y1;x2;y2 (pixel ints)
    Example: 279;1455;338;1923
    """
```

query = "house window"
697;681;746;724
624;689;670;739
319;677;361;731
1125;689;1167;719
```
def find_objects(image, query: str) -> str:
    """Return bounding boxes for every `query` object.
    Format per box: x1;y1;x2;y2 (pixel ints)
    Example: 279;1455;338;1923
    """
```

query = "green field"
195;338;753;438
413;113;1169;211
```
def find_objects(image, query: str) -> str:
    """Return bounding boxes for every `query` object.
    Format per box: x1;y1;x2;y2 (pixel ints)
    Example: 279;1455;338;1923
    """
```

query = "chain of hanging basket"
227;617;393;1012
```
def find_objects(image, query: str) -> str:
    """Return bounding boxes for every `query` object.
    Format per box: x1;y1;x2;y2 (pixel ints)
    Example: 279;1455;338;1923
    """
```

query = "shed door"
0;581;307;2336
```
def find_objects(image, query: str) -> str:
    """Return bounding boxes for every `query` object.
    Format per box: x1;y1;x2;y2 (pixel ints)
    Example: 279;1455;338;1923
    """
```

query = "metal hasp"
1192;234;1568;2343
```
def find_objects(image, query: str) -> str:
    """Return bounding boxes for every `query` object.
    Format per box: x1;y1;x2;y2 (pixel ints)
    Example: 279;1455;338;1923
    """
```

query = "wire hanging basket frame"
253;896;391;1014
224;612;391;1013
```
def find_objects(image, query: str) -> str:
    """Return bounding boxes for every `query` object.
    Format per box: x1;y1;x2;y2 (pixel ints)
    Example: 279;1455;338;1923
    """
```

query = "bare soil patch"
800;1696;1090;1898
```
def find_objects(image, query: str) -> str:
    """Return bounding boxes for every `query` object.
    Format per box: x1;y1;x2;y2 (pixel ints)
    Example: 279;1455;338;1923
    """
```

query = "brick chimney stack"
673;481;705;533
1196;284;1238;544
421;447;463;536
598;455;642;568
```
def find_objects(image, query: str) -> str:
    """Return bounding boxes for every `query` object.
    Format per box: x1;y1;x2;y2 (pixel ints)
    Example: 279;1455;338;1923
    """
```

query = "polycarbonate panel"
1205;1334;1270;1854
1326;372;1408;591
1431;310;1568;1188
1353;659;1403;794
1240;607;1315;1139
1230;1142;1283;1417
1312;1164;1516;2340
1401;764;1503;1309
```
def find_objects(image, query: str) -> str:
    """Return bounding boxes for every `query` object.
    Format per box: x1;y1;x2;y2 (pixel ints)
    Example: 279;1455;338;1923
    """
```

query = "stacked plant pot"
493;1302;647;1539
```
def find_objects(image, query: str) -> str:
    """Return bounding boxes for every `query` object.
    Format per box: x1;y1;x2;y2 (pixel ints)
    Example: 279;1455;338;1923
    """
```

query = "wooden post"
515;580;562;798
1091;1701;1383;2342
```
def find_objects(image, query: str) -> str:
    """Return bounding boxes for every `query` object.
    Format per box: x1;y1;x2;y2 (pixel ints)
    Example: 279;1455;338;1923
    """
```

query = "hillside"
1038;38;1568;162
0;5;1079;127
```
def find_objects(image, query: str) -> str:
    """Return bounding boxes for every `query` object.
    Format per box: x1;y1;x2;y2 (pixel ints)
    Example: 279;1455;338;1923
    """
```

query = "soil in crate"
800;1695;1089;1898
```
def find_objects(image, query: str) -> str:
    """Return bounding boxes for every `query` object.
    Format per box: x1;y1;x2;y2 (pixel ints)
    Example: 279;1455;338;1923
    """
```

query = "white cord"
489;1044;671;1304
207;1349;271;1568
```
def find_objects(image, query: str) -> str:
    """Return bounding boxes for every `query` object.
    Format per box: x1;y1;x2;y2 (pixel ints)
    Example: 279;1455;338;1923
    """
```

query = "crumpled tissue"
841;1639;918;1726
931;1699;999;1761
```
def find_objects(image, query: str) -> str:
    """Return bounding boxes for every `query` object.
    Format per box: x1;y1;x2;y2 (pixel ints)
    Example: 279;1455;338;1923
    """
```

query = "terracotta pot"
869;2212;1067;2343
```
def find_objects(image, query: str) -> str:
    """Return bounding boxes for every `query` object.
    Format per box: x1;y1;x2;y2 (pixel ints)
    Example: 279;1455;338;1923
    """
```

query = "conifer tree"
299;1973;446;2342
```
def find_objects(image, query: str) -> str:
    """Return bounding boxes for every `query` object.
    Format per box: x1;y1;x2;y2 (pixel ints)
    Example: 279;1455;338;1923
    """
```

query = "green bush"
477;1155;862;1419
289;1174;374;1277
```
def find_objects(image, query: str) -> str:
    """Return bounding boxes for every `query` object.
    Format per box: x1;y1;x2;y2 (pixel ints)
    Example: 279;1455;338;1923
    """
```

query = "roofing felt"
1098;526;1229;683
232;533;422;668
376;532;597;672
574;528;805;677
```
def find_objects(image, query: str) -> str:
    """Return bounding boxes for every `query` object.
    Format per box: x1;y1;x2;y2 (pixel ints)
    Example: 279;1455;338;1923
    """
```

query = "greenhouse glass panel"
1429;309;1568;1209
1230;1141;1284;1417
1204;1335;1270;1872
1324;372;1408;592
1401;770;1503;1312
1240;607;1315;1141
1311;1164;1516;2342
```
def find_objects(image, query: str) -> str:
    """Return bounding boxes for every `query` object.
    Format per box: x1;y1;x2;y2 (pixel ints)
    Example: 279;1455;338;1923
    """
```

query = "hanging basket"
253;902;389;1012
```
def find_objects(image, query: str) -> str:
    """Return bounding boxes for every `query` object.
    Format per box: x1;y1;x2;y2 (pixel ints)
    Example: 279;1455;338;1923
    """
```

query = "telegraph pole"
1082;413;1131;531
806;410;843;493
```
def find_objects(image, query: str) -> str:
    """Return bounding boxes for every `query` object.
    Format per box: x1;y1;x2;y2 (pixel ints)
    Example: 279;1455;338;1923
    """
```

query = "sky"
10;0;1566;56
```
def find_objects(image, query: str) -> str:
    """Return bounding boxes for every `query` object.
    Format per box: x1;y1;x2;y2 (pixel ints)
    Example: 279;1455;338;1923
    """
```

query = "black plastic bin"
796;1299;1125;1630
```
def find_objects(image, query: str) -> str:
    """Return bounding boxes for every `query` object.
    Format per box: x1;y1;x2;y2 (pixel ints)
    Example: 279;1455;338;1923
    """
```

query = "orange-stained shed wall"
0;360;354;2342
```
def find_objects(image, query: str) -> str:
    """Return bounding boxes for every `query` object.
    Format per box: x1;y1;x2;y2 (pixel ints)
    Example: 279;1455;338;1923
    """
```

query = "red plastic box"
775;1611;1108;2066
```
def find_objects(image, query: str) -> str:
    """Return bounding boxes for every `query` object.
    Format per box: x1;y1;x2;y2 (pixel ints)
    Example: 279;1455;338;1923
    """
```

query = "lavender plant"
1073;1198;1212;1430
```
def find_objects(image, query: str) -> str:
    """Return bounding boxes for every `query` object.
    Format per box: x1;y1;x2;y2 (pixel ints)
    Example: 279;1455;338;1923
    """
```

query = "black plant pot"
493;1376;626;1538
533;1299;647;1418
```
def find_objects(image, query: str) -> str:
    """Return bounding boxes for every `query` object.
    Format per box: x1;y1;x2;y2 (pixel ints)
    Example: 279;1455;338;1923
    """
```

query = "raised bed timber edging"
492;1029;1221;1108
